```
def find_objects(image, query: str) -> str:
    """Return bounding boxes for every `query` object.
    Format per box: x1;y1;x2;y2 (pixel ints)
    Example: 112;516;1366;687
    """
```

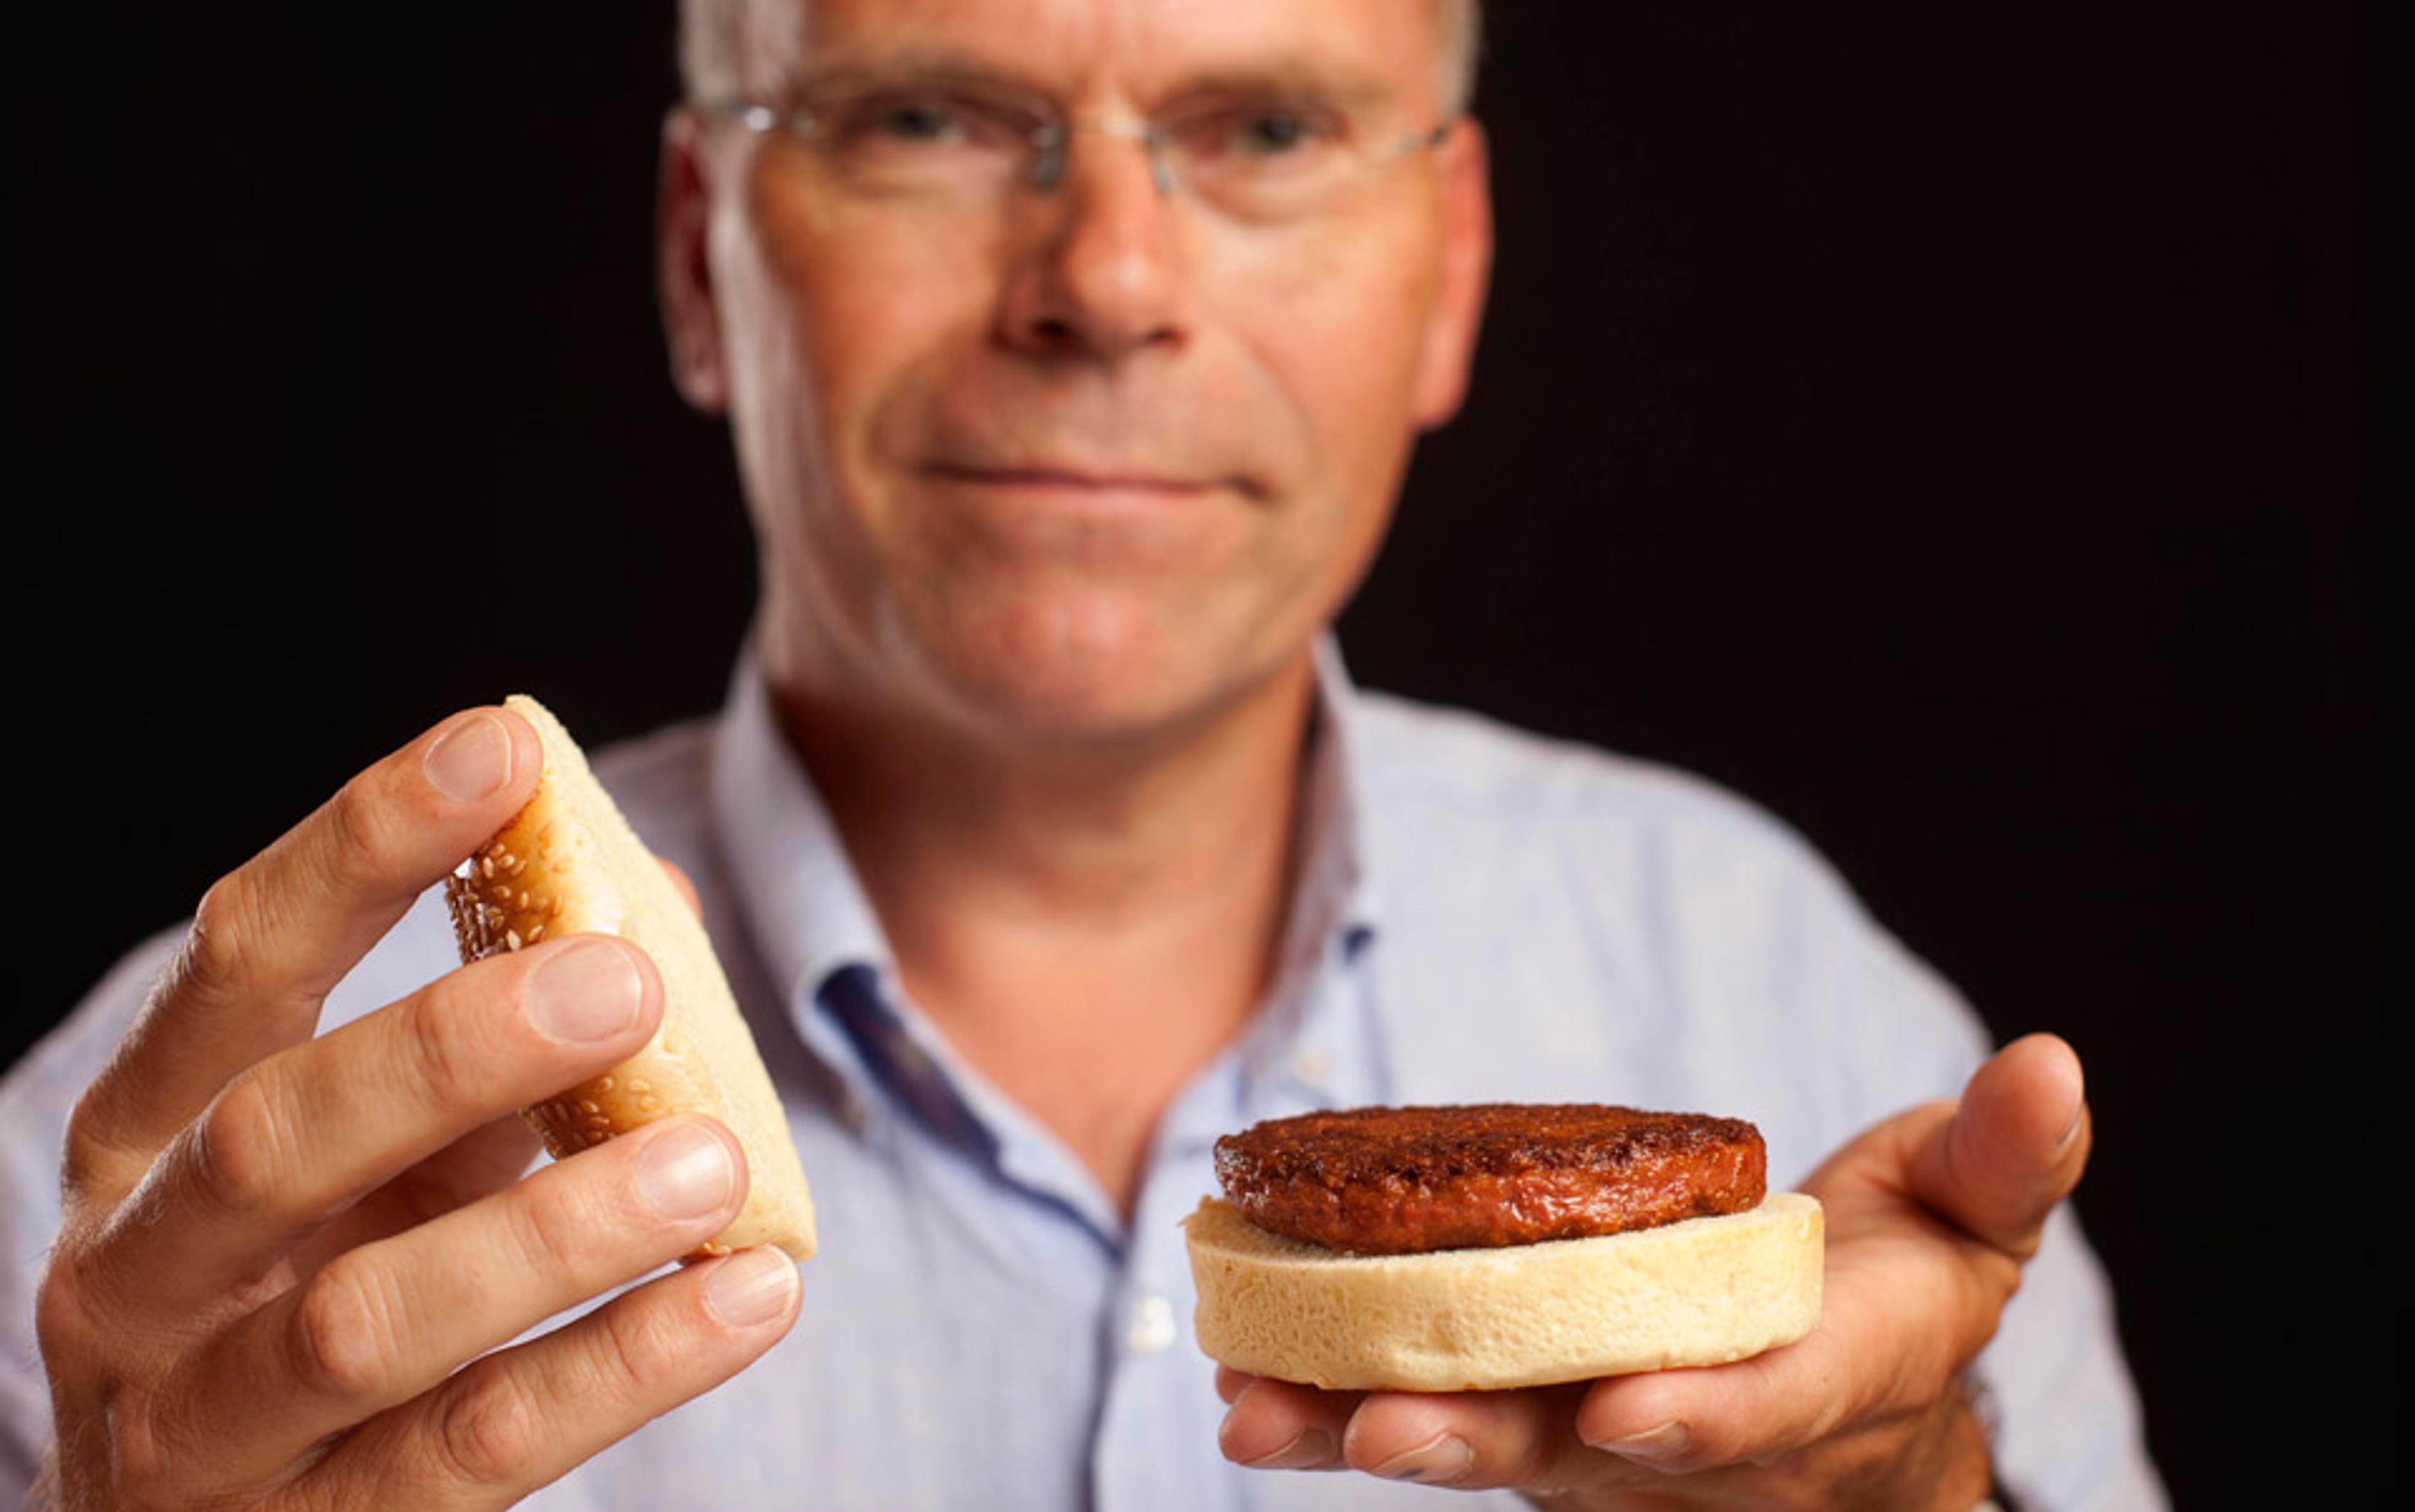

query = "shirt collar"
1307;631;1382;952
1227;635;1380;1083
706;635;1382;1109
707;649;897;1019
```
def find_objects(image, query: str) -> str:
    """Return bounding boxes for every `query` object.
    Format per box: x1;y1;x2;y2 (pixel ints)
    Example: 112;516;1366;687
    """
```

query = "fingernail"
704;1246;799;1328
2054;1087;2087;1154
1593;1420;1689;1466
1240;1426;1338;1471
636;1123;736;1219
1370;1432;1473;1484
528;940;644;1042
425;712;515;801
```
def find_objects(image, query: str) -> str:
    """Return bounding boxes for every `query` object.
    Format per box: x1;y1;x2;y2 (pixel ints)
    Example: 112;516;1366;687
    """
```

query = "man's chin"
900;612;1298;754
926;655;1222;750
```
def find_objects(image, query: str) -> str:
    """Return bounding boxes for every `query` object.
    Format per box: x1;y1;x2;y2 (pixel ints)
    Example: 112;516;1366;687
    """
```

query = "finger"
1576;1339;1847;1474
317;1244;799;1509
1218;1376;1362;1472
170;1115;748;1482
1337;1385;1607;1492
1550;1046;2087;1484
656;856;702;919
362;1115;550;1233
1574;1228;1996;1474
1213;1365;1254;1405
67;708;541;1194
281;1115;544;1281
1911;1032;2090;1259
87;934;660;1318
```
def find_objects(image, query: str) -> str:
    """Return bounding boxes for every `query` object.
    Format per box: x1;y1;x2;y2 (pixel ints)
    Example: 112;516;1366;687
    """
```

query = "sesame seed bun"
445;694;816;1261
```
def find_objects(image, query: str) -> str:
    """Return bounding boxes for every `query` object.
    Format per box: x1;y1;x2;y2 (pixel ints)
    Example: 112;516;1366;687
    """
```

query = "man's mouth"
926;462;1218;498
920;461;1272;519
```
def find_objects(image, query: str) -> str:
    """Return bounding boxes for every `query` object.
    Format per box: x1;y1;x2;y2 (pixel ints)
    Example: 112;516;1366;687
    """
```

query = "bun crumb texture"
1184;1192;1821;1391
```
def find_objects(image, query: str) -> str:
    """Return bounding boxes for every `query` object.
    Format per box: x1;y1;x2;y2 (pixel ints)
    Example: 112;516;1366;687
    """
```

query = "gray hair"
679;1;1484;118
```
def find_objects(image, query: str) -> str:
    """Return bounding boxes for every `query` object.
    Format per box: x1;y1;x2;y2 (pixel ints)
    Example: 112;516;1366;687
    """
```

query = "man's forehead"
736;0;1445;108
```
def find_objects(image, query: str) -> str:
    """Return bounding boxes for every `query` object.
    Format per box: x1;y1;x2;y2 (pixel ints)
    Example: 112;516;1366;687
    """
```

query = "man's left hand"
1214;1032;2090;1509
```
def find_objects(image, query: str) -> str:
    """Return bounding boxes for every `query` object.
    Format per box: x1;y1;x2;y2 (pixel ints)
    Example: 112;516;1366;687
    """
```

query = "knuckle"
59;1094;127;1199
502;1169;598;1282
25;1270;185;1506
318;770;413;887
177;874;264;1004
1753;1395;1862;1474
101;1394;184;1508
397;986;495;1116
286;1258;404;1401
189;1074;292;1218
31;1259;97;1369
432;1369;547;1487
587;1287;683;1398
1501;1423;1561;1486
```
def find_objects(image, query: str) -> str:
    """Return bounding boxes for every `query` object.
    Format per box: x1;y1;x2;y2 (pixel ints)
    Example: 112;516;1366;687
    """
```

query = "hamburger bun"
1184;1191;1821;1392
445;694;816;1261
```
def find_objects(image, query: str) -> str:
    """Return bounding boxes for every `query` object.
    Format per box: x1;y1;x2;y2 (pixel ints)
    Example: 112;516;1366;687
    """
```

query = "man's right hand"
30;708;802;1510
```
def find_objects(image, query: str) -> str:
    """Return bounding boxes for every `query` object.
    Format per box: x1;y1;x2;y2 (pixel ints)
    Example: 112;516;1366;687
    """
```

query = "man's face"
664;0;1491;745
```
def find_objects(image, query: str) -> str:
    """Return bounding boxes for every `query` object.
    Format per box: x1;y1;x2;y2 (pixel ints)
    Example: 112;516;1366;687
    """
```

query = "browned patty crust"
1213;1104;1767;1255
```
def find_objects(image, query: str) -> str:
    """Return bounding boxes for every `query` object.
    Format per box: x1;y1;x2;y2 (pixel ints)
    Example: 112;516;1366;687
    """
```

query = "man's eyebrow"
779;50;1402;113
1157;65;1399;114
783;48;1047;99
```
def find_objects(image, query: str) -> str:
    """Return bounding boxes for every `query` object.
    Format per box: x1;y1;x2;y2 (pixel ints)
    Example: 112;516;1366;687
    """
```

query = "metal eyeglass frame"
699;92;1455;203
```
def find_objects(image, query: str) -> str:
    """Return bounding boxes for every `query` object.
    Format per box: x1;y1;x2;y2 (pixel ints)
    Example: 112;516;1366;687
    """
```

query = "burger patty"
1213;1104;1766;1255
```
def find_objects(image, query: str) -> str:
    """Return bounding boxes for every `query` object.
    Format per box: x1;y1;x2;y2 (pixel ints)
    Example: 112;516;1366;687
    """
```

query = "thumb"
1911;1031;2092;1260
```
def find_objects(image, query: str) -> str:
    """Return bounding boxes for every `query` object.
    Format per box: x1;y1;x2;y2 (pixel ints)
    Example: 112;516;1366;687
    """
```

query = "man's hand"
31;709;802;1510
1215;1034;2091;1509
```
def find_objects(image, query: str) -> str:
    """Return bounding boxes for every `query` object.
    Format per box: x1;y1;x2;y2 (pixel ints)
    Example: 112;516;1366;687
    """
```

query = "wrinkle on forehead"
712;0;1446;119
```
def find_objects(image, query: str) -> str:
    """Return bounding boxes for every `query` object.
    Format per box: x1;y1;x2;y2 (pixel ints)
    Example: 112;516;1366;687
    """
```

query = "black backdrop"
8;4;2384;1506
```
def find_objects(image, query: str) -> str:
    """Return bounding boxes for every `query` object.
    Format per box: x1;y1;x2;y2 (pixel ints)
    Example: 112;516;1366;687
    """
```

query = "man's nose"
996;129;1192;361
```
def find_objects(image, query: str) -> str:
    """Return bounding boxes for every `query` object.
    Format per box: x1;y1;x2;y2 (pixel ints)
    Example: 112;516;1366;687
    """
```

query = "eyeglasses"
701;79;1453;226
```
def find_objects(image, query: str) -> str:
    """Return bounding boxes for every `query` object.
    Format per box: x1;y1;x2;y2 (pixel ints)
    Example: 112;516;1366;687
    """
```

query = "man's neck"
766;649;1321;1215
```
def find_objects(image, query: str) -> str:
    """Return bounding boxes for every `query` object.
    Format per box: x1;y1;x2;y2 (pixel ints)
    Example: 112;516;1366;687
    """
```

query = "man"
2;1;2164;1508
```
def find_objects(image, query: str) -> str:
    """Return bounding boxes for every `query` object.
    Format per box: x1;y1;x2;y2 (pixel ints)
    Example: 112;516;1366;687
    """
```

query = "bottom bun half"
1183;1192;1823;1392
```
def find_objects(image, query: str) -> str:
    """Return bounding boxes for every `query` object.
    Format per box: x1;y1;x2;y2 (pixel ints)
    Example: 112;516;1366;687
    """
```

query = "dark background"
9;4;2382;1506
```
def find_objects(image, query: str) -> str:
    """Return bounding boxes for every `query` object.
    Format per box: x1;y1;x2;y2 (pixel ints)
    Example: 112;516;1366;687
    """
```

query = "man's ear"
1411;116;1495;431
659;106;730;413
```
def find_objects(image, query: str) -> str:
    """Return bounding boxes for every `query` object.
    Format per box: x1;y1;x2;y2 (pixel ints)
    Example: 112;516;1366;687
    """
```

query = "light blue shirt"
1;645;2165;1510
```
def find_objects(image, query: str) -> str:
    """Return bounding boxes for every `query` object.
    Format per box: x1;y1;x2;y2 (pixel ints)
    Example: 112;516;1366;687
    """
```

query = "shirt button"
1127;1292;1177;1355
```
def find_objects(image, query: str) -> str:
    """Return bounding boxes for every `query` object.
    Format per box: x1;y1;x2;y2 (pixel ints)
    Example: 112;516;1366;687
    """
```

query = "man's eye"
824;93;987;148
1184;104;1345;164
1236;109;1313;153
865;97;960;142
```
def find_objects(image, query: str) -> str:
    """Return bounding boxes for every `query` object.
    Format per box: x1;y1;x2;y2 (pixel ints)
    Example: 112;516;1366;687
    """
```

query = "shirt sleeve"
1358;711;2168;1509
1981;1203;2168;1511
0;930;183;1500
1844;926;2167;1512
1574;784;2166;1512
